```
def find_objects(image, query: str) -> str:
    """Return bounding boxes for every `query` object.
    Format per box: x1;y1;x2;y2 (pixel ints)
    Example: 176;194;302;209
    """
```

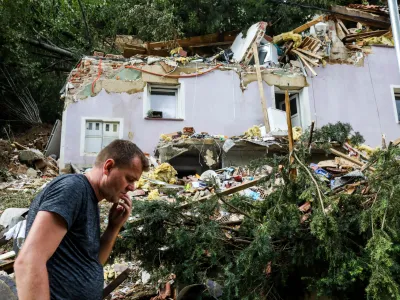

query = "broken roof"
61;4;395;102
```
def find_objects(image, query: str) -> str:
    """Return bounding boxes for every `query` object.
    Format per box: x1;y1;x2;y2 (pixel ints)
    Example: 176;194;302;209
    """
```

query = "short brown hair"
95;139;149;172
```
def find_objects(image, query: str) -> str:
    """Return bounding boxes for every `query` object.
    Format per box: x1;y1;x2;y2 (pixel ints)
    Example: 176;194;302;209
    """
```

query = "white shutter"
102;122;119;149
85;121;102;153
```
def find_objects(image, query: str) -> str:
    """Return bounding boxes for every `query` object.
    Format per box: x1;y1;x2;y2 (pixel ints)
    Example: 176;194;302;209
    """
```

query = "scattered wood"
295;48;323;60
13;142;28;150
102;268;132;299
70;163;82;174
0;259;14;274
308;121;315;148
331;5;391;28
292;50;319;67
0;251;16;261
343;30;388;42
298;36;321;53
336;21;347;40
330;148;376;171
279;41;294;62
284;90;296;180
179;175;268;209
337;19;350;35
293;16;325;34
297;54;317;77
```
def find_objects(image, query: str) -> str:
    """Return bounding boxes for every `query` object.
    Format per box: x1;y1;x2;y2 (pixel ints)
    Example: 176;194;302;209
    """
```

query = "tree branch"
23;38;75;58
77;0;92;49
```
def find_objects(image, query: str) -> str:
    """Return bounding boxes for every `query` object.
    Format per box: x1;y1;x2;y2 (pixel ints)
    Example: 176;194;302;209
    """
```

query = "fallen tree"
114;123;400;299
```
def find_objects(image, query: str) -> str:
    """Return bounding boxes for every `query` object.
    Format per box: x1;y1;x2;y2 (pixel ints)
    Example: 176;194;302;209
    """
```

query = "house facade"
59;46;400;169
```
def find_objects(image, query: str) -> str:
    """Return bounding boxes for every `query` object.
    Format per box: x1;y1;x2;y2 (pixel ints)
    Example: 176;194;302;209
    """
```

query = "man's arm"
99;196;132;265
15;211;67;300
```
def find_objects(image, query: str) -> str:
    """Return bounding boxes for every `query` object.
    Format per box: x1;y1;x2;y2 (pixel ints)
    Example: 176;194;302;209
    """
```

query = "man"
15;139;149;300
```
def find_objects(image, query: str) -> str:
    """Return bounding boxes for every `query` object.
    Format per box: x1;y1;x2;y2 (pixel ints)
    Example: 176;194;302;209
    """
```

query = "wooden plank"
103;268;132;299
292;50;319;67
310;40;322;52
331;6;391;28
293;16;324;34
189;41;233;48
148;31;238;50
0;251;15;260
279;41;294;62
179;175;268;209
345;30;387;38
295;48;323;60
0;259;14;274
252;43;270;133
330;148;376;171
298;55;317;77
336;21;346;40
308;121;315;148
337;19;350;35
285;90;294;163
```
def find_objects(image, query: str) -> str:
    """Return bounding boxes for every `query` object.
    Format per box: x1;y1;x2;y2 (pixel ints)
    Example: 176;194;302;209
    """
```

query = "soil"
0;140;12;170
0;123;53;173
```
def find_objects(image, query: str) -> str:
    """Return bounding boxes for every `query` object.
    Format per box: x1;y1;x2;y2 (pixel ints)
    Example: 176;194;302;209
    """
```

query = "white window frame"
80;117;124;156
390;85;400;124
272;86;312;129
143;82;185;119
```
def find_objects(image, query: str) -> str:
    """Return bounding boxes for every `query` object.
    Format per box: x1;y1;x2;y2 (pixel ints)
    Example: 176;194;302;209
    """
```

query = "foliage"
0;0;354;129
114;124;400;299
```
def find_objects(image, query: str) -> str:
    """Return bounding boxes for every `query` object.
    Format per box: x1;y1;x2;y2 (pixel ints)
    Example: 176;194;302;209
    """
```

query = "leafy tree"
0;0;355;128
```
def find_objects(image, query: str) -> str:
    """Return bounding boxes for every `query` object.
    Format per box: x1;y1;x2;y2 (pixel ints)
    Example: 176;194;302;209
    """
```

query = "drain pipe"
388;0;400;72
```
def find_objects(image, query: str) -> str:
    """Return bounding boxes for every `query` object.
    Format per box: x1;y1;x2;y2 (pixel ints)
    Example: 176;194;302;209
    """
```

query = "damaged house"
59;5;400;173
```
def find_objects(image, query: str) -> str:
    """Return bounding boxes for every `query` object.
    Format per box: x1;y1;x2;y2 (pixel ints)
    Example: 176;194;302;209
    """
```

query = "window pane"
151;90;176;96
105;124;110;131
290;98;297;115
396;99;400;121
96;123;99;130
113;124;117;132
87;122;92;130
150;94;177;118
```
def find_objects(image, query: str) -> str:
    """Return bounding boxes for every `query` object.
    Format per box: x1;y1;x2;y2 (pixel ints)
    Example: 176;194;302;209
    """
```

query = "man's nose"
126;184;135;192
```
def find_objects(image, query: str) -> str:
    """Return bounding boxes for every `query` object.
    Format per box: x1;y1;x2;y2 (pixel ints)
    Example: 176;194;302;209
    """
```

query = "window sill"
145;117;184;121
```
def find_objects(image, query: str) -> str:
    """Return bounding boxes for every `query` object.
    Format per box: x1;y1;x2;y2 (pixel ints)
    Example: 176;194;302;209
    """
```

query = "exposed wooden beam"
331;5;391;28
147;31;238;50
293;16;324;33
292;50;319;67
296;48;323;60
252;43;271;133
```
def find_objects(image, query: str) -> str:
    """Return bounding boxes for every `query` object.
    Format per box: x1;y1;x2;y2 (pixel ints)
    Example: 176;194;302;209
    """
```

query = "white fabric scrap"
4;220;26;241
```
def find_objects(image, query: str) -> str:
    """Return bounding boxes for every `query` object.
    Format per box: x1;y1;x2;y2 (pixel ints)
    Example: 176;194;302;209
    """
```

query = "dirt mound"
0;140;12;170
13;124;53;151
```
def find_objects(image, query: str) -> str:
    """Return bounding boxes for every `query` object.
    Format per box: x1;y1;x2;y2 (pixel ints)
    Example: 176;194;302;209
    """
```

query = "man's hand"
99;195;132;265
108;194;132;230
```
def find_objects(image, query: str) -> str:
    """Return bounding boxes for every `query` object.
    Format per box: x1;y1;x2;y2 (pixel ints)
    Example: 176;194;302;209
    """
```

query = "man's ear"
103;159;115;175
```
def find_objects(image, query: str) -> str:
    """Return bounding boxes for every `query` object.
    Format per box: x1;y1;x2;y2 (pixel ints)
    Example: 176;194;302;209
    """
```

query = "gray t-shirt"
26;174;103;300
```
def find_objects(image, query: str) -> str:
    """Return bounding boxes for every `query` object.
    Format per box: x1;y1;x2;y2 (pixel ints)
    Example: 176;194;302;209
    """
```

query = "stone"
0;208;29;228
16;165;28;175
26;168;37;178
0;278;17;300
43;168;58;177
18;149;44;164
34;159;48;170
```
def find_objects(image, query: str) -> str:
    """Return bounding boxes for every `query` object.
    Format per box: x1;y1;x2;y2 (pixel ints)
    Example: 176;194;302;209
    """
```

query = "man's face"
100;156;143;203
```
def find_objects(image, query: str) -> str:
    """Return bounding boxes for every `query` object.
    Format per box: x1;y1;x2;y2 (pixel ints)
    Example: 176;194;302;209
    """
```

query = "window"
275;92;301;127
393;87;400;123
144;83;184;119
84;121;120;153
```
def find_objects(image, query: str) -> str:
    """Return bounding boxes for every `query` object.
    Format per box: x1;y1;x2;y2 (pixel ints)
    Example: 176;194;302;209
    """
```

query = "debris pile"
112;122;400;299
62;4;397;105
